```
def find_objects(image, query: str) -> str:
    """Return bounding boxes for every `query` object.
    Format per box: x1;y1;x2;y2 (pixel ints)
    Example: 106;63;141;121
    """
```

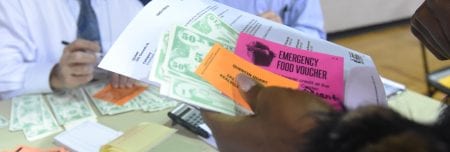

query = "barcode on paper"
349;52;364;64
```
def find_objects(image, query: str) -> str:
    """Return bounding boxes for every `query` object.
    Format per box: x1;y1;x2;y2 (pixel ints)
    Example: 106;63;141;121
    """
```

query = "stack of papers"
54;121;123;152
148;22;239;115
9;94;62;141
99;0;387;114
46;89;97;129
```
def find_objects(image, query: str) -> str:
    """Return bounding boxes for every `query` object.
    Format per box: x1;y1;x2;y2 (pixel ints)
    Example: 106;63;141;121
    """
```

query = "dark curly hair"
304;105;450;152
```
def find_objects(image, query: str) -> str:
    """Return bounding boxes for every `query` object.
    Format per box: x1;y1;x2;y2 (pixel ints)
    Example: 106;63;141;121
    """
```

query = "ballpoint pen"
61;40;101;58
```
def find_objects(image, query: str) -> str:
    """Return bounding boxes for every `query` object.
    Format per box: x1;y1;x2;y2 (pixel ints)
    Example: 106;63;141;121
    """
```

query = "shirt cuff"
22;62;55;94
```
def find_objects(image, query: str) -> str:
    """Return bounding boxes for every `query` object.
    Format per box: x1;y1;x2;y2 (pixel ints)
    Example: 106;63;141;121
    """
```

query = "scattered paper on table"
94;84;147;105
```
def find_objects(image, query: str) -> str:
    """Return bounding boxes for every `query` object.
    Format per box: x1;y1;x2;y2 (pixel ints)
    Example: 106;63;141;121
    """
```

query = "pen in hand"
61;41;70;45
61;40;101;58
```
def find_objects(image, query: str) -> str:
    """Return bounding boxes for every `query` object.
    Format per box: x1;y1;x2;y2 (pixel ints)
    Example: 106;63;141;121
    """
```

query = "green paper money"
168;78;235;115
190;12;238;46
164;25;234;84
46;89;96;126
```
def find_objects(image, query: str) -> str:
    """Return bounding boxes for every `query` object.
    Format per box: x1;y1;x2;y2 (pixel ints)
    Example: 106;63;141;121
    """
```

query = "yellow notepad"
100;122;177;152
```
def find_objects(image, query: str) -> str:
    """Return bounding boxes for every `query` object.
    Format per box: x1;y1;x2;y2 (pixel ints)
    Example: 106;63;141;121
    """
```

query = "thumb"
236;74;263;111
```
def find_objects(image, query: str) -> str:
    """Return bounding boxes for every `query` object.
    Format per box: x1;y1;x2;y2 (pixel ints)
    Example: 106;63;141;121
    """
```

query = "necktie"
77;0;101;48
77;0;107;79
140;0;151;5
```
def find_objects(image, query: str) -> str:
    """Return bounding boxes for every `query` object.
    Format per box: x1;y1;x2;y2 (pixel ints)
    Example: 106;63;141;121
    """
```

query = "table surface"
0;90;444;151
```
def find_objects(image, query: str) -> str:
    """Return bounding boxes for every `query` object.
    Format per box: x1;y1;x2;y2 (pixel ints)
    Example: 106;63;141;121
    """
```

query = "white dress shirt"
0;0;143;99
215;0;326;39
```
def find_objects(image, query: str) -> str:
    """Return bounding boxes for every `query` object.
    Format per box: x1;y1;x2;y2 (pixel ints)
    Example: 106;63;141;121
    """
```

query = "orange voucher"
94;84;147;106
195;44;299;111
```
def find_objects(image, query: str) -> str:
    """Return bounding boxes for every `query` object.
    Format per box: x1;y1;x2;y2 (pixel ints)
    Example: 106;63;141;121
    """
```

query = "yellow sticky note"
196;44;299;111
438;75;450;88
100;122;177;152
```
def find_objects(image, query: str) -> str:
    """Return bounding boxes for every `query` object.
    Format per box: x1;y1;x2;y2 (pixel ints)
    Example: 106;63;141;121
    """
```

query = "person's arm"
0;1;101;99
201;74;333;152
0;1;55;99
285;0;326;39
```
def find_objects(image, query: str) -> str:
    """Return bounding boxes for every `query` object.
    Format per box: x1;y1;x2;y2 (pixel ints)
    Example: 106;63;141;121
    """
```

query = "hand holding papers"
100;0;386;114
234;33;344;110
201;74;334;152
147;17;239;115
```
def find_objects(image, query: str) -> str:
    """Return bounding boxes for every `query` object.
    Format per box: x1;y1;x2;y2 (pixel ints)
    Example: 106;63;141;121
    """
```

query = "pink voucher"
234;33;344;110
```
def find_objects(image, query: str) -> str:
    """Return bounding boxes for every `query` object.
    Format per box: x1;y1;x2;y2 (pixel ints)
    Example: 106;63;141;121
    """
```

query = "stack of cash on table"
8;82;178;141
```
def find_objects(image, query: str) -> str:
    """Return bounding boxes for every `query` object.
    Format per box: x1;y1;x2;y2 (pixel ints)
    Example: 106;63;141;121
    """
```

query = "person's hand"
259;11;283;24
110;73;138;88
50;39;100;90
201;74;333;152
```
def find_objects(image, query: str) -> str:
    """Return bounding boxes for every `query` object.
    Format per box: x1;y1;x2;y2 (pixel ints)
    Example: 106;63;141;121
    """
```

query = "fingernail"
236;74;256;92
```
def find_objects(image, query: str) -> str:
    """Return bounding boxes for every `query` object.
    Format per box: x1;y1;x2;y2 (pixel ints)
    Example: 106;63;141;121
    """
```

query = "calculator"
168;104;210;138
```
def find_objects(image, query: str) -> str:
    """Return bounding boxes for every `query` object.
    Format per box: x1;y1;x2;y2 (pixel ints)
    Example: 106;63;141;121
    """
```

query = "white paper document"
381;77;406;99
198;123;217;149
99;0;386;108
54;121;123;152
